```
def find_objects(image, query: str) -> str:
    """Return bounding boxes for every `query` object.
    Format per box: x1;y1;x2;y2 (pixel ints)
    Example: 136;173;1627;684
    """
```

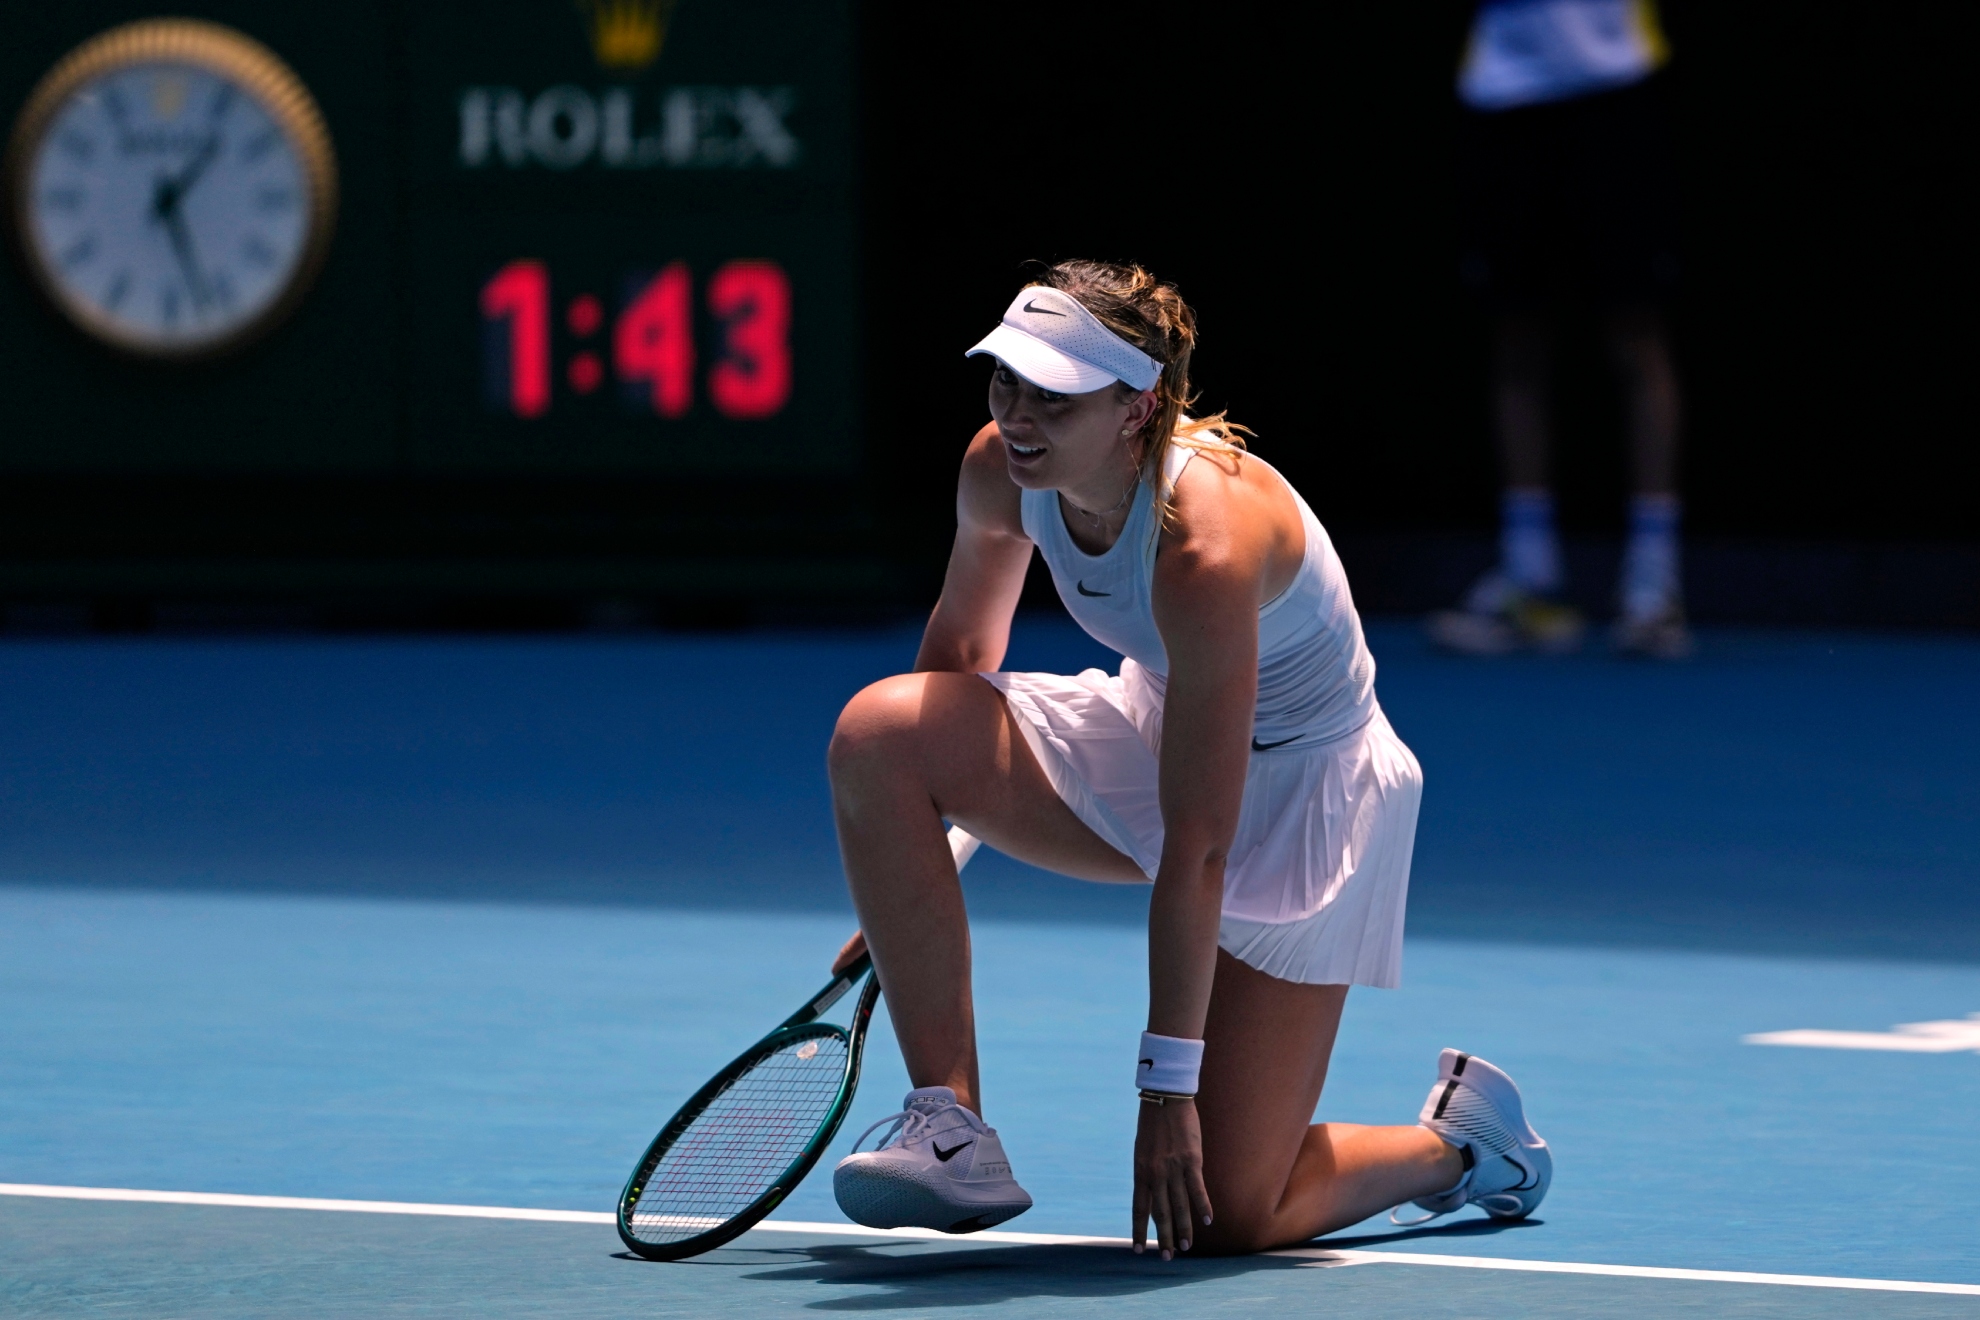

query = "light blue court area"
3;620;1978;1315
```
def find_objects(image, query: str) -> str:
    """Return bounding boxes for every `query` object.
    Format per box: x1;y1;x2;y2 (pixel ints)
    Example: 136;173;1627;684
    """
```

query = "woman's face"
987;363;1157;493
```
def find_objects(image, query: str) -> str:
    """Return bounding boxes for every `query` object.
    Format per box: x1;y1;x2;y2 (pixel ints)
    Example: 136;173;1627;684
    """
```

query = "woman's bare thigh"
829;670;1144;885
1191;950;1348;1253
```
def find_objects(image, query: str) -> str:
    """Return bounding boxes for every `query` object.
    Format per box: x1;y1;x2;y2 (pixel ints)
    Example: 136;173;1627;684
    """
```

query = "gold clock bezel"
4;18;340;362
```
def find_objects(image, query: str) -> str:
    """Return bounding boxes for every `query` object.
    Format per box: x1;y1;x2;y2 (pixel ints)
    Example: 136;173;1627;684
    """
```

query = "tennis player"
826;261;1551;1256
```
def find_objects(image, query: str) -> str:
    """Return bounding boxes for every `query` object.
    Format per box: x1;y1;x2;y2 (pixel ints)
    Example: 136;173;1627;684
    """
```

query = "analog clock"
5;20;337;360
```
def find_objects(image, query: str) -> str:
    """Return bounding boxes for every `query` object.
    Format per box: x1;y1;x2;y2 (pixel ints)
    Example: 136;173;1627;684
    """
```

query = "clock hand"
139;81;228;292
157;204;211;310
165;132;222;203
148;139;220;312
144;132;221;236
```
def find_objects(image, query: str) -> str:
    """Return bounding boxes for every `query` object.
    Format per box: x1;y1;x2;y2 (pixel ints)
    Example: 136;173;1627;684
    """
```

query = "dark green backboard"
402;0;859;475
0;1;867;605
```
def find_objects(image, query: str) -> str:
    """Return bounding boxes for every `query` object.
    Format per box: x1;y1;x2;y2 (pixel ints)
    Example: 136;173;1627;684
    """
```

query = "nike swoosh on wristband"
932;1140;972;1162
1251;735;1302;751
1076;581;1110;597
1023;300;1066;316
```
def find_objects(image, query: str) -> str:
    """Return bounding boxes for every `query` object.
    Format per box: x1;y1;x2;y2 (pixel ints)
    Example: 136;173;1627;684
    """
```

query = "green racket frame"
617;952;881;1261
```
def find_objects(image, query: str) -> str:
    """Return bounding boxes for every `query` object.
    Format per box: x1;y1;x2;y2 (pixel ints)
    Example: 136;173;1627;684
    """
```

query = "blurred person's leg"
1430;96;1586;656
1609;306;1681;498
1586;75;1690;658
1494;312;1553;491
1491;312;1563;598
1607;307;1687;650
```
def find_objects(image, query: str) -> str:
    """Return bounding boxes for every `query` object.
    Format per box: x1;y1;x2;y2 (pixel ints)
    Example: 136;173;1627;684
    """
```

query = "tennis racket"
616;825;982;1261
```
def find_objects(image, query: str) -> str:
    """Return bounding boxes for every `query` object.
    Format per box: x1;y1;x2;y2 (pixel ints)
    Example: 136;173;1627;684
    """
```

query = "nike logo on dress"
932;1139;973;1162
1251;735;1302;751
1023;300;1066;316
1076;581;1110;597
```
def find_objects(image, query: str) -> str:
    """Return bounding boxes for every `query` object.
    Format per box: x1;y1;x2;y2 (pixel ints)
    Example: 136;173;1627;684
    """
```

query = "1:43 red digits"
479;258;792;421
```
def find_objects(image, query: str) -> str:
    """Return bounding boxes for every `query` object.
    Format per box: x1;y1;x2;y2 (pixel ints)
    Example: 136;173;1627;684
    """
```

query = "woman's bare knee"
828;675;926;784
1188;1205;1282;1257
828;672;1001;804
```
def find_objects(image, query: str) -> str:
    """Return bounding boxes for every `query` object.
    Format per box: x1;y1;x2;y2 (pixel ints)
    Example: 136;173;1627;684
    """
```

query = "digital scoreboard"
0;1;870;608
403;0;858;475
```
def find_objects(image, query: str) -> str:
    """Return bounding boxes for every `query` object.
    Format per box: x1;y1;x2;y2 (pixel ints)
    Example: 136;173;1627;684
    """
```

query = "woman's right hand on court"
831;929;867;975
1132;1098;1213;1259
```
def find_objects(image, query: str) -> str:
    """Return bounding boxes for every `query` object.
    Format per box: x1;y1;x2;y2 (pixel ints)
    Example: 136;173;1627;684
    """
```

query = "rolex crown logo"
580;0;676;71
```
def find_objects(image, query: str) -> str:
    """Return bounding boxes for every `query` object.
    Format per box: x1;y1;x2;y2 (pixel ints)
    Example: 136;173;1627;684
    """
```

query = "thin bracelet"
1139;1089;1196;1106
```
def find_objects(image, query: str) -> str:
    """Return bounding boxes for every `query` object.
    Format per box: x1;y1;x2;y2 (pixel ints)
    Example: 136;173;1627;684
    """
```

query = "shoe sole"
1615;637;1694;660
834;1158;1032;1234
1425;612;1519;656
1529;628;1586;655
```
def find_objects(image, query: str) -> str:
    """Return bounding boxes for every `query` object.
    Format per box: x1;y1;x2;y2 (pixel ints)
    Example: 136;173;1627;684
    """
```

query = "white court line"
1746;1013;1980;1053
756;1218;1124;1247
0;1183;613;1225
1269;1248;1980;1296
4;1183;1978;1297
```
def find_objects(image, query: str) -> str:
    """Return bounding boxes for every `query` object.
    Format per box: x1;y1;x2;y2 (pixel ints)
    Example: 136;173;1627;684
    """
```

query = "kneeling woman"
826;261;1550;1256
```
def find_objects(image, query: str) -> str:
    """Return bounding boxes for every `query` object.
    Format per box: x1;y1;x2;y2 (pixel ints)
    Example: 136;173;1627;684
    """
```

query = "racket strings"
626;1032;850;1244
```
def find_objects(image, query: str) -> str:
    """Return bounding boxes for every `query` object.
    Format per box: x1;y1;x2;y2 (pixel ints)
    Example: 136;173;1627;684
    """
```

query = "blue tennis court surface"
3;620;1977;1315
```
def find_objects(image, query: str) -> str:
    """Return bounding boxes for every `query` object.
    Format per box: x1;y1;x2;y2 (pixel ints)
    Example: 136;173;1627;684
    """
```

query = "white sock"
1620;493;1681;621
1499;488;1562;594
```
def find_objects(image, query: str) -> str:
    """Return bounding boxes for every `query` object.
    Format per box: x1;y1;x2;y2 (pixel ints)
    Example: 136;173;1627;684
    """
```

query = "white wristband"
1136;1031;1204;1095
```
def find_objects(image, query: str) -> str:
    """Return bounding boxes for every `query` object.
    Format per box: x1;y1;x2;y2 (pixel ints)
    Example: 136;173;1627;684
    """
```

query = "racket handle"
947;825;980;871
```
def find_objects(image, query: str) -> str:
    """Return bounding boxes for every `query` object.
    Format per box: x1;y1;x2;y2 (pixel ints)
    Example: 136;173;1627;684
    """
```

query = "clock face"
8;23;336;359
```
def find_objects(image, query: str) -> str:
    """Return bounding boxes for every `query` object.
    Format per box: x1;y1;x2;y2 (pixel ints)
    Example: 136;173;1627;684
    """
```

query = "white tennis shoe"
832;1086;1033;1234
1395;1048;1552;1225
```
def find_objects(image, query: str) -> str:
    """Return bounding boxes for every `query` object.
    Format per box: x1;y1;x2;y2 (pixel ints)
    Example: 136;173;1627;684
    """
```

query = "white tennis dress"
984;440;1422;987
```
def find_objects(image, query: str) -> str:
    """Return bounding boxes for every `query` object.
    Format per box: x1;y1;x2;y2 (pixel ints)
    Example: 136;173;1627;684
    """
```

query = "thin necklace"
1067;468;1140;522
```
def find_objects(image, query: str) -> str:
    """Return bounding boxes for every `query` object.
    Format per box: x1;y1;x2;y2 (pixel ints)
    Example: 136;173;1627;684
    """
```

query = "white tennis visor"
965;286;1163;393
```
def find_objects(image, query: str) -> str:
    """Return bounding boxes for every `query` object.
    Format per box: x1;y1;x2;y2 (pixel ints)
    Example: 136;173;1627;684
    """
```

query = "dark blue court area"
4;620;1978;1316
